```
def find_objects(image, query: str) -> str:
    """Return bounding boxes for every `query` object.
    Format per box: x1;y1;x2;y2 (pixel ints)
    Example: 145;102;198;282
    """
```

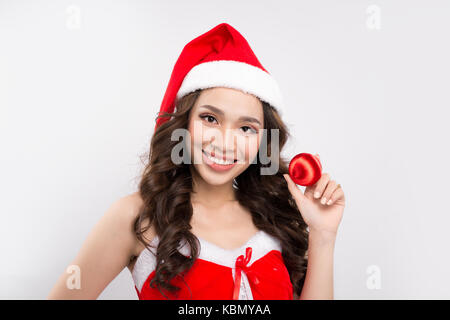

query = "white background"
1;0;449;299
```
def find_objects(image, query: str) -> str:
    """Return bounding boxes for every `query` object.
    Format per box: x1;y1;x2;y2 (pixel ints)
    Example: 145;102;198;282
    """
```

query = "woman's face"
187;87;264;186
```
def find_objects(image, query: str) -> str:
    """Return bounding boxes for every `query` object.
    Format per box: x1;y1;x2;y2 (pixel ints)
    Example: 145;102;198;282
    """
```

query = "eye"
241;126;257;134
199;114;257;134
199;114;218;124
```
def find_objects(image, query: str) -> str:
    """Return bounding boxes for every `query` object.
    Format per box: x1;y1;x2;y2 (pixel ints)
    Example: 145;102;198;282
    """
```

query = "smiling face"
187;87;264;186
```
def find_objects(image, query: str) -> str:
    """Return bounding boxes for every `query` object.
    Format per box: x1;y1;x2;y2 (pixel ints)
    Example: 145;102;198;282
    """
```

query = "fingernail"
321;197;327;205
314;192;320;199
327;199;332;205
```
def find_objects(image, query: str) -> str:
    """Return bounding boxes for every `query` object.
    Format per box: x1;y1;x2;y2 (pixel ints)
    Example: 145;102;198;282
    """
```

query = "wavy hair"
133;89;309;299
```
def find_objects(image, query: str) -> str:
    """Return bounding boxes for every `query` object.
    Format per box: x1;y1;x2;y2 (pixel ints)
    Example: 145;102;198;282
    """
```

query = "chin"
194;165;236;186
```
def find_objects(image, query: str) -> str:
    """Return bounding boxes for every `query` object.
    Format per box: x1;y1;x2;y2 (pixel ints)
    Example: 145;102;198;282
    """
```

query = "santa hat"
154;22;284;132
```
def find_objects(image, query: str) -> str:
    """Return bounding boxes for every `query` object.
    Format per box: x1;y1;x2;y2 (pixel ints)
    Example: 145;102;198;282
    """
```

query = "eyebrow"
199;104;262;126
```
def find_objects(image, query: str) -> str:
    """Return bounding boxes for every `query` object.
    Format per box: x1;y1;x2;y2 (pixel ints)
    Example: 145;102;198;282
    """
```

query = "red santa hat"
154;22;284;132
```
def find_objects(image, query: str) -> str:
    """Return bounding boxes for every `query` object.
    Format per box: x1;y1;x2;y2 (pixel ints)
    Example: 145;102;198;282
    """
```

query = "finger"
321;180;337;205
283;174;299;194
283;174;306;203
326;186;345;206
313;173;330;199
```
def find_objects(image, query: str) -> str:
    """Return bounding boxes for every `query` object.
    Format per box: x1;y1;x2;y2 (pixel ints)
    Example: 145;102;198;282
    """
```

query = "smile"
202;149;237;172
202;149;237;165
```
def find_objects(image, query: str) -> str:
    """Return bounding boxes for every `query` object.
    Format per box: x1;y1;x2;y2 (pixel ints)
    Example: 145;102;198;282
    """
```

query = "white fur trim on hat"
176;60;284;111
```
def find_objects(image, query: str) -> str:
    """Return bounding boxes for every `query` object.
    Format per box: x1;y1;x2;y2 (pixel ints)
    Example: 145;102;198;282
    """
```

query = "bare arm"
298;229;336;300
47;194;141;299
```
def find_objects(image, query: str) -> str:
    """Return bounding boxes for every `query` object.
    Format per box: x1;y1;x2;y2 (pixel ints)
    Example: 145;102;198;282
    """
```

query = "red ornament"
288;153;322;186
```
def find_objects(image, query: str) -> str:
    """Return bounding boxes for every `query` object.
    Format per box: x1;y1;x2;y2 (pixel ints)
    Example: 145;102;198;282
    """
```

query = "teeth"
204;151;235;165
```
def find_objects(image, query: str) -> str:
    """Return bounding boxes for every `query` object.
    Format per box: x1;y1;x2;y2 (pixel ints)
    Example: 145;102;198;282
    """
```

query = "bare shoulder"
118;191;144;216
120;191;156;258
47;191;154;299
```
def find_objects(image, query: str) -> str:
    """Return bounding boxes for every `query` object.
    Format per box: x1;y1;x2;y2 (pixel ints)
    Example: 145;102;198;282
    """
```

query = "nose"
209;126;236;160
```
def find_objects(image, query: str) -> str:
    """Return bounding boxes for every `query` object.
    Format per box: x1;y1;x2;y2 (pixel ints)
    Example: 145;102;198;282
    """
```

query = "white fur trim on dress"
176;60;284;112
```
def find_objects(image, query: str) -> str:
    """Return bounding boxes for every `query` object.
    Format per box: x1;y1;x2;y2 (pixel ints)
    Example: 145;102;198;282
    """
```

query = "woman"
47;22;345;300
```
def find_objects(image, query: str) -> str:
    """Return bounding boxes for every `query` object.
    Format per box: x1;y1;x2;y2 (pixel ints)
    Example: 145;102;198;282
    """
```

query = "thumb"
283;174;307;205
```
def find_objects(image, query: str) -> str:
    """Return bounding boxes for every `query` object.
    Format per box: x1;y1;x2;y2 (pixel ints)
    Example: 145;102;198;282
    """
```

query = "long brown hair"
133;89;309;299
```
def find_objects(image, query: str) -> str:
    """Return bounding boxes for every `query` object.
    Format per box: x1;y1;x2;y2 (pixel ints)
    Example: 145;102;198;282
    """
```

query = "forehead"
192;87;263;120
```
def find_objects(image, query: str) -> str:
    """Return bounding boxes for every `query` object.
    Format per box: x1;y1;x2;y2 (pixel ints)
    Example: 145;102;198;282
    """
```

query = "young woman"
47;23;345;300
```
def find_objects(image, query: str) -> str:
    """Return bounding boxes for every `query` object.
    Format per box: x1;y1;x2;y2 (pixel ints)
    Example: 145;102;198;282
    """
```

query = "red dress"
131;230;294;300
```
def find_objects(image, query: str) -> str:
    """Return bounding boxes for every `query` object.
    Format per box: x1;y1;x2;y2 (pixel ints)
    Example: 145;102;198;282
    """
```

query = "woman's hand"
283;155;345;238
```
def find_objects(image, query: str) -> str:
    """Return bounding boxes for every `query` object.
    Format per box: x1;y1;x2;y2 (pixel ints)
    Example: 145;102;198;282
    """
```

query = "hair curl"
133;89;309;299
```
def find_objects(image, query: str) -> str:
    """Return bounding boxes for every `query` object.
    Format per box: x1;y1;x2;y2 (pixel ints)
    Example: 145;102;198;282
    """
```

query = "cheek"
189;120;212;143
237;135;261;162
188;121;204;147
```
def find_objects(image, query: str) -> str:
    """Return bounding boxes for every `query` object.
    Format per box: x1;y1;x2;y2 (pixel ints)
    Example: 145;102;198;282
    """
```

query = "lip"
202;149;237;172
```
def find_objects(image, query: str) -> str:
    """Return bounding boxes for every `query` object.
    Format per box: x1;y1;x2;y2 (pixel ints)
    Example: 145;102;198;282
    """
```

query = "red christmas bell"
288;153;322;186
